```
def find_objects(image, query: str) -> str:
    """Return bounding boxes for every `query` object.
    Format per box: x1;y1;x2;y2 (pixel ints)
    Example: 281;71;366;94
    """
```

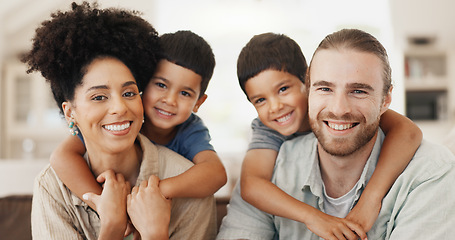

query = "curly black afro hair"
21;2;160;114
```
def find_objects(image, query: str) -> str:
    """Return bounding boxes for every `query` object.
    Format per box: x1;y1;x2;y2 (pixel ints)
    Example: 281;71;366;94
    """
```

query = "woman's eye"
123;91;138;98
92;95;107;101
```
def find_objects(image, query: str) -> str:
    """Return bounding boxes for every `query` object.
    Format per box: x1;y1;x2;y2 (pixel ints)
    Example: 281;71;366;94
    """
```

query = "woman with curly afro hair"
22;2;217;240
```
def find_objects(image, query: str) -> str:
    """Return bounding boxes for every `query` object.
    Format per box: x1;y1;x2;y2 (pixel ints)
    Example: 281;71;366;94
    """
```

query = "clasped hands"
83;170;171;240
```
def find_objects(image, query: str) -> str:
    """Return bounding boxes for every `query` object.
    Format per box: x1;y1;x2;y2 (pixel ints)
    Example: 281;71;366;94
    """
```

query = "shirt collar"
302;129;385;201
71;133;159;209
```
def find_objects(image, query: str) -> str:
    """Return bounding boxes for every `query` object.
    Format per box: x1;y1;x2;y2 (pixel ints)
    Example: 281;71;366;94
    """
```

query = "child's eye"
156;82;166;89
181;91;191;97
254;98;265;104
278;86;289;93
91;95;107;101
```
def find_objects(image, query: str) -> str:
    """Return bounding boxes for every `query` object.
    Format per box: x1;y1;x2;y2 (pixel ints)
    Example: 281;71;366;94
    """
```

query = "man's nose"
329;93;352;116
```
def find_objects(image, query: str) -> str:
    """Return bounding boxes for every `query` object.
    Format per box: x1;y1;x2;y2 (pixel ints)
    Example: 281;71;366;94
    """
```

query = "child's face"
245;69;308;136
142;60;206;131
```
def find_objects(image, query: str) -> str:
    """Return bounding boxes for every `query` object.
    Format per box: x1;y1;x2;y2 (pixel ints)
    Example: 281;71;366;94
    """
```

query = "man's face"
308;48;391;156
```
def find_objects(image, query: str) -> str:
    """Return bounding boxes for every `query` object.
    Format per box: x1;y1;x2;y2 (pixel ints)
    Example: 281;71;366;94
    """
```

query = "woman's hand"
127;175;171;240
82;170;130;239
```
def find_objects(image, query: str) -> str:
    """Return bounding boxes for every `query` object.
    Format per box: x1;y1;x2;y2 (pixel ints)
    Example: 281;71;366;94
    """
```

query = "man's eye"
353;90;367;94
319;87;331;92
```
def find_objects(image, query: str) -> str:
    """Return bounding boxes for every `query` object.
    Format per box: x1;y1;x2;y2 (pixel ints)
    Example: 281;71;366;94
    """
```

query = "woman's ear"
62;102;73;122
193;94;207;113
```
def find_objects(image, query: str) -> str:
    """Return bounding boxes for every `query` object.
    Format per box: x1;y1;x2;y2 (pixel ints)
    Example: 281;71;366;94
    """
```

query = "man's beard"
310;112;379;157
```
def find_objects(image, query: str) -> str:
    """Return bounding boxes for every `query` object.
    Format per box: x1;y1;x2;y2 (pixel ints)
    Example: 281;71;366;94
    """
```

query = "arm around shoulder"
159;150;227;198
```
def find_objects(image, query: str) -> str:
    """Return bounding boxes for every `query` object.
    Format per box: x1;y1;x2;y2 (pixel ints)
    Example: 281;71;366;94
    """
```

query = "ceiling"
389;0;455;50
1;0;455;59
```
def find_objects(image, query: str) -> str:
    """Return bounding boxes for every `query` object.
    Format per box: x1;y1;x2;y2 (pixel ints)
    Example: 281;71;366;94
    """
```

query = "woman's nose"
110;96;128;115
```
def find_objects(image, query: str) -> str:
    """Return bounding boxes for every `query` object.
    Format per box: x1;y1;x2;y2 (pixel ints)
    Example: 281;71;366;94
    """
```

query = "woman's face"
63;57;143;154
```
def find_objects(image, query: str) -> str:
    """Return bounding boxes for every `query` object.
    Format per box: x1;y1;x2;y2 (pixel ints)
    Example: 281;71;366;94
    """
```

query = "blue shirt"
161;113;214;161
217;130;455;239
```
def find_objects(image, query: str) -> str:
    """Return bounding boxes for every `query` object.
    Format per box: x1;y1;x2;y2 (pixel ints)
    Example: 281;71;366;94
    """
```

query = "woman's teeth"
104;122;130;131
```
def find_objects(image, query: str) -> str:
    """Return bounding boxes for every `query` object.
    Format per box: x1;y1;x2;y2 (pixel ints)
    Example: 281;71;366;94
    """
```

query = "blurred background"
1;0;455;197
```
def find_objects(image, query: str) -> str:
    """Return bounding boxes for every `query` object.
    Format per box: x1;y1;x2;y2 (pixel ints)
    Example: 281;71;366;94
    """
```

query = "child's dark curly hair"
21;2;160;114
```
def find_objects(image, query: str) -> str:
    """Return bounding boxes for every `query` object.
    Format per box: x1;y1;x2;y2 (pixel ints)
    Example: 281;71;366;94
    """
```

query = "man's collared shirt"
217;130;455;240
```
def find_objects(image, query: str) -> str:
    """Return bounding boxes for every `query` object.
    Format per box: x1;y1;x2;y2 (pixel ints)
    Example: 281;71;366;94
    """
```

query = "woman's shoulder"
155;145;194;177
34;164;75;207
138;134;194;179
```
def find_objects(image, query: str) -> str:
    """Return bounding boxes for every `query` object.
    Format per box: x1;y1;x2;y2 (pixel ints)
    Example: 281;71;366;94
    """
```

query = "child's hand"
124;221;136;238
82;170;130;236
346;195;382;233
127;175;171;240
306;209;367;240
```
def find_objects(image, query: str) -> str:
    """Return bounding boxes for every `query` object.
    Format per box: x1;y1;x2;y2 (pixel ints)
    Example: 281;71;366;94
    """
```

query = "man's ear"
380;86;393;115
62;102;73;122
193;94;207;113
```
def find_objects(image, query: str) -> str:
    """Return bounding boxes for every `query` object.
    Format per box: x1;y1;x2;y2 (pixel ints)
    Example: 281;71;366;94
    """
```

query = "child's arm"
346;109;422;231
241;149;367;240
158;150;227;198
50;135;102;210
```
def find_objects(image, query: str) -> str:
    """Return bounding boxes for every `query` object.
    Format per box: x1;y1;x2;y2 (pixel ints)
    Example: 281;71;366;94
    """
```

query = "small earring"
142;118;145;123
68;121;79;136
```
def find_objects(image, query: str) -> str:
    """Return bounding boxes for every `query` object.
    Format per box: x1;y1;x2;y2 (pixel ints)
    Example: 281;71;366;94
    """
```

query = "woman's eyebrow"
86;85;108;93
122;81;138;88
86;81;137;93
